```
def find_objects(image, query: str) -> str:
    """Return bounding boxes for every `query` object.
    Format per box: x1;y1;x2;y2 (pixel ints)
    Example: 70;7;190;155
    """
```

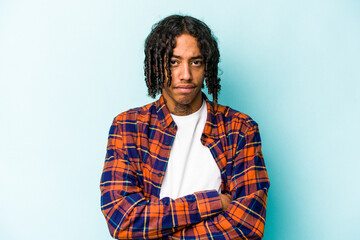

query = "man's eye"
192;60;202;66
170;60;177;65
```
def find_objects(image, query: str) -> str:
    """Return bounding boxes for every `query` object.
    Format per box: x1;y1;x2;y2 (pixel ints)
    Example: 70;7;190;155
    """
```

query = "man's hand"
219;193;232;211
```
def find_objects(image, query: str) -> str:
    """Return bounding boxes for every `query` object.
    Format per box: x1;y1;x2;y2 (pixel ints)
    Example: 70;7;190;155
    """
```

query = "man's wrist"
219;193;232;211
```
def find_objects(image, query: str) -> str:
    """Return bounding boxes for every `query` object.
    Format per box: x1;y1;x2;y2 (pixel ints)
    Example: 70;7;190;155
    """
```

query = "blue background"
1;0;359;239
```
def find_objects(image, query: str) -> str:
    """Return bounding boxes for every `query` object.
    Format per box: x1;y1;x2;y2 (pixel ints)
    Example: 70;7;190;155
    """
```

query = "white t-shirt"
159;101;222;199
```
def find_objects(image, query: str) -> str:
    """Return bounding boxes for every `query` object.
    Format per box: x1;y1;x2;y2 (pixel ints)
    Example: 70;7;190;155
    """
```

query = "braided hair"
144;15;221;102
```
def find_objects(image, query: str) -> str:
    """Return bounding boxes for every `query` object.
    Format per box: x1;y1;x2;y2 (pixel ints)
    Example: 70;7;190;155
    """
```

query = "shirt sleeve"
166;124;270;239
100;118;223;239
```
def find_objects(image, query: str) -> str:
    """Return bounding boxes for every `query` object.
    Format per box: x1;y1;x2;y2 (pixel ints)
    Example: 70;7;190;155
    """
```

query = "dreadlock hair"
144;15;221;103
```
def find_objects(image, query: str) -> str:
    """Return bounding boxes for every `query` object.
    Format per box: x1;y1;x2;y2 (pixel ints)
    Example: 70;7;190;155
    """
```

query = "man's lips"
173;85;196;93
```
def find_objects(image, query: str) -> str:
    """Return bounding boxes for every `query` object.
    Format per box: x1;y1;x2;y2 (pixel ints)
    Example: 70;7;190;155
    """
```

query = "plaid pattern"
100;94;270;239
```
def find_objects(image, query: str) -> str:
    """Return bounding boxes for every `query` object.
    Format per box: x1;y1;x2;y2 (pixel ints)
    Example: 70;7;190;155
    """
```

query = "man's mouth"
174;85;196;93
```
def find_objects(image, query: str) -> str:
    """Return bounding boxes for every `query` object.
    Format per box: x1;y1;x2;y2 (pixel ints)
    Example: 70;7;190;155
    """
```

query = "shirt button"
157;173;163;177
165;141;170;146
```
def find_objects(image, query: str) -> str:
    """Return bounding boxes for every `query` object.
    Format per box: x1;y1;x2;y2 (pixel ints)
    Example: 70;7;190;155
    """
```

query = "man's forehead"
171;34;202;58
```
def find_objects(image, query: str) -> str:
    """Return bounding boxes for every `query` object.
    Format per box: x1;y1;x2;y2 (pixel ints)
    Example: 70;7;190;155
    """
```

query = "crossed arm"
100;120;269;239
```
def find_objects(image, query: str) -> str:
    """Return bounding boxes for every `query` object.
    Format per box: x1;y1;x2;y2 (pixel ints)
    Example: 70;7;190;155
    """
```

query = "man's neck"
172;102;196;116
162;93;203;116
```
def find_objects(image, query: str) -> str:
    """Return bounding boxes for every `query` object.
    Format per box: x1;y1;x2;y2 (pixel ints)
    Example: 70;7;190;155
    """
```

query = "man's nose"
180;63;192;80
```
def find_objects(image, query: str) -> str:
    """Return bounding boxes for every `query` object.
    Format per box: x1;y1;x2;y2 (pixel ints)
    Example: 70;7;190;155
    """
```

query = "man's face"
162;34;205;115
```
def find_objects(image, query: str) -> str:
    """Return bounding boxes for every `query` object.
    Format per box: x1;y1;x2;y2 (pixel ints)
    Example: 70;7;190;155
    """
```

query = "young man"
100;15;270;239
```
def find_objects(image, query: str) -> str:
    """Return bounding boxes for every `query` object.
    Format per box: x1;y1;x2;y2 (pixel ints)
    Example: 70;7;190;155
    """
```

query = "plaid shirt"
100;94;270;239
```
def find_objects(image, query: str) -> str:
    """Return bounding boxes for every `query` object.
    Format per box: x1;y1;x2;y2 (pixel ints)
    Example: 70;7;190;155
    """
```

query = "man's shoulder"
112;101;158;123
212;102;258;129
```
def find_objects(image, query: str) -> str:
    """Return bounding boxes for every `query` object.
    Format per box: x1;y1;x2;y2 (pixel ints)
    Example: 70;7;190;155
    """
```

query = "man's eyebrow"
171;55;203;60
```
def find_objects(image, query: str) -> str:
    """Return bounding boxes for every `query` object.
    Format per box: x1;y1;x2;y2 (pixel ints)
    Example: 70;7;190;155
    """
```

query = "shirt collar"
155;93;219;139
155;95;173;130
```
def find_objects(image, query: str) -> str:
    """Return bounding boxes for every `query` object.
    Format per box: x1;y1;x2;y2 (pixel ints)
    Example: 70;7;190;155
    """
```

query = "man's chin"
175;96;197;105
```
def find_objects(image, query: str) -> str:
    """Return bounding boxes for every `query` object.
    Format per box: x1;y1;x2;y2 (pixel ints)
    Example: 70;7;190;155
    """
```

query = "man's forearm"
166;188;268;240
101;183;223;239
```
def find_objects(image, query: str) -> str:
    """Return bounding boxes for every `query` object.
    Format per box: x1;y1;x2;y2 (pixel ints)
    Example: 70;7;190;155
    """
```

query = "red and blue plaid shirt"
100;94;270;239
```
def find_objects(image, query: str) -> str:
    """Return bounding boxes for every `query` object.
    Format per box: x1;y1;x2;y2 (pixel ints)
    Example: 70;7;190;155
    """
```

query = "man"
100;15;270;239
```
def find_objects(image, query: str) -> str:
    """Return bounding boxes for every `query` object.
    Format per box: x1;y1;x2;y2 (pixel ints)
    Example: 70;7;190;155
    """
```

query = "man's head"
144;15;221;103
